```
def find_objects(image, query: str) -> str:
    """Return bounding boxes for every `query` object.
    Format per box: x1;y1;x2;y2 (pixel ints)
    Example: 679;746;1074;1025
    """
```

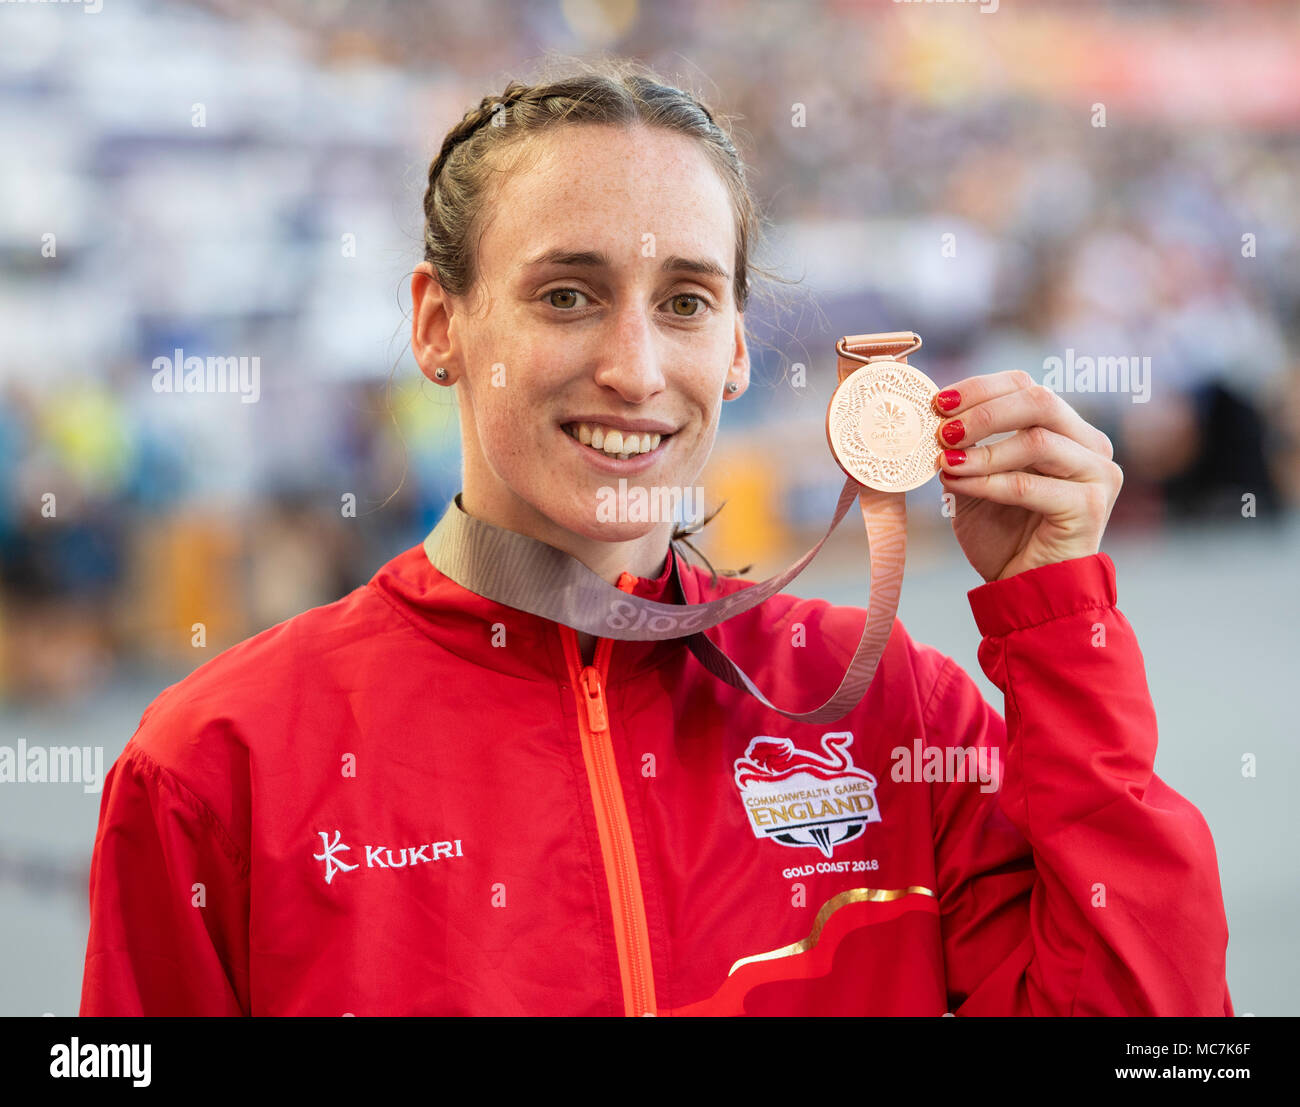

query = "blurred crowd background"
1;0;1298;1015
2;0;1298;701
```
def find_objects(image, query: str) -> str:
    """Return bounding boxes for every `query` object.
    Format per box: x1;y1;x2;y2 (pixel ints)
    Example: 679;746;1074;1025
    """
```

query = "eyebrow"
521;248;731;282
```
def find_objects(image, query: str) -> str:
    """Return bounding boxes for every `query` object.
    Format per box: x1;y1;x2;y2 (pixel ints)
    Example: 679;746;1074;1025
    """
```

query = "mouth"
561;420;675;462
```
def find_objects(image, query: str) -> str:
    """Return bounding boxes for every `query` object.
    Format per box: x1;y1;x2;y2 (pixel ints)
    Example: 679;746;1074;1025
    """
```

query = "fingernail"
940;419;965;446
935;390;961;412
943;449;967;466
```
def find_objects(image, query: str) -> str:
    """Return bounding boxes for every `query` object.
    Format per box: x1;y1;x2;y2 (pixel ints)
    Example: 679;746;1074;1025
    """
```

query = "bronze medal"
826;357;943;493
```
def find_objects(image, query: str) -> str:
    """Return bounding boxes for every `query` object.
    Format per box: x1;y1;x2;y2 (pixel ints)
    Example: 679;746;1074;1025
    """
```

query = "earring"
726;381;739;393
434;367;448;382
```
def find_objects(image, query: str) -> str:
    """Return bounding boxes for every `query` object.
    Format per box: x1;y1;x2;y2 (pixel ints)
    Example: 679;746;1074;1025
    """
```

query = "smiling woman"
410;64;763;590
80;56;1232;1020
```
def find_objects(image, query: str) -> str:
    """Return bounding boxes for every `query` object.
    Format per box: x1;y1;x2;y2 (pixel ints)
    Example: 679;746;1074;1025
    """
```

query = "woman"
80;59;1231;1016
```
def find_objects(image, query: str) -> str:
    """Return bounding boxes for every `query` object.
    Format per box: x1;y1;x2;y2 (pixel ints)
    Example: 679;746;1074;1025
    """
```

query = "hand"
933;371;1124;583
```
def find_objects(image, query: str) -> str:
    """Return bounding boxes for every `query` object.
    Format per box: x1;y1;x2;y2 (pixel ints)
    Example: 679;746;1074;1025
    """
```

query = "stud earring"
726;381;739;393
434;367;448;382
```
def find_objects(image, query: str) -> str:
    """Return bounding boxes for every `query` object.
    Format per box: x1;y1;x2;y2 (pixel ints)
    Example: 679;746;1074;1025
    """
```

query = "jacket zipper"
560;572;657;1018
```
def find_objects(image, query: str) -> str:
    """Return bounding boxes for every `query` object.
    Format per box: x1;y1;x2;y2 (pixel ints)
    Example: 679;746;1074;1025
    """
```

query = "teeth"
565;422;670;458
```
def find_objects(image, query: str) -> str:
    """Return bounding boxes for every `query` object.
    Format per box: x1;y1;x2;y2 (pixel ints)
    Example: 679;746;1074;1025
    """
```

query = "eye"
544;288;589;310
667;293;708;317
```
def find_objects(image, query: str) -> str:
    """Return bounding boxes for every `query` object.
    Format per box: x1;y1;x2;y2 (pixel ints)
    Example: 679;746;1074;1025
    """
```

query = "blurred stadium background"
1;0;1297;1015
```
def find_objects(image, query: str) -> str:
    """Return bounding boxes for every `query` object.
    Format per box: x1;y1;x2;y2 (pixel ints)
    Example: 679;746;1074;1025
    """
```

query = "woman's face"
415;122;749;547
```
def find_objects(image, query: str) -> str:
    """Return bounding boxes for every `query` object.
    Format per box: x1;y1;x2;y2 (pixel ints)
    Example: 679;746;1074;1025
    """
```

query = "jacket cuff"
967;551;1117;638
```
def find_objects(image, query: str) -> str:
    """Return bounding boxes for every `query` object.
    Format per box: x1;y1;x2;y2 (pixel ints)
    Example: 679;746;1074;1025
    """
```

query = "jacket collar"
370;501;706;687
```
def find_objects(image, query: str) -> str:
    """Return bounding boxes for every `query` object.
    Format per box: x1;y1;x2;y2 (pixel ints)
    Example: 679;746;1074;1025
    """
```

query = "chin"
591;518;665;544
561;503;664;544
534;485;664;544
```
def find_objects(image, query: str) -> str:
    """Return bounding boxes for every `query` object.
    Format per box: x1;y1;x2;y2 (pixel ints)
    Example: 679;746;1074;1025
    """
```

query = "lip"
560;423;668;474
560;416;679;435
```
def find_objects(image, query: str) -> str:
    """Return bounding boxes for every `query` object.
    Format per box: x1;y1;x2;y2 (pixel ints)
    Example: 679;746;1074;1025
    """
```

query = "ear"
411;262;458;384
724;311;750;399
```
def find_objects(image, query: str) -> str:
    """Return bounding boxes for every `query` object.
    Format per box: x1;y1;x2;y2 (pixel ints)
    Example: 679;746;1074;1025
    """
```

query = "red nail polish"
935;390;961;412
943;449;966;466
941;419;965;446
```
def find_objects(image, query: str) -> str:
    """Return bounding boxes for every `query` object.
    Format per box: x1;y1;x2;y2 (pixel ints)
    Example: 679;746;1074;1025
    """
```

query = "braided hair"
420;61;753;307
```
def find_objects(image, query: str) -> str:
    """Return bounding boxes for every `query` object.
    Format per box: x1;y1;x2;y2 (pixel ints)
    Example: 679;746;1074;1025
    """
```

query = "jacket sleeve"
924;551;1232;1016
80;742;250;1016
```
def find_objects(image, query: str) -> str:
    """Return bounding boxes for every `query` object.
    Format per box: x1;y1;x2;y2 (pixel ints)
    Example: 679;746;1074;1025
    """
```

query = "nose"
592;305;666;404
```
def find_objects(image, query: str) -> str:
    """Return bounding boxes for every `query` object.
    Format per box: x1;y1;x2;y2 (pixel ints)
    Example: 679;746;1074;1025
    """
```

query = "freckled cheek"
477;406;538;463
692;426;718;460
684;414;721;466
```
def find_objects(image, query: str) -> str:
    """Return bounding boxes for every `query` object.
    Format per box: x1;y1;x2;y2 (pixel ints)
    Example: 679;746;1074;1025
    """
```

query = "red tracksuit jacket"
79;535;1232;1016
